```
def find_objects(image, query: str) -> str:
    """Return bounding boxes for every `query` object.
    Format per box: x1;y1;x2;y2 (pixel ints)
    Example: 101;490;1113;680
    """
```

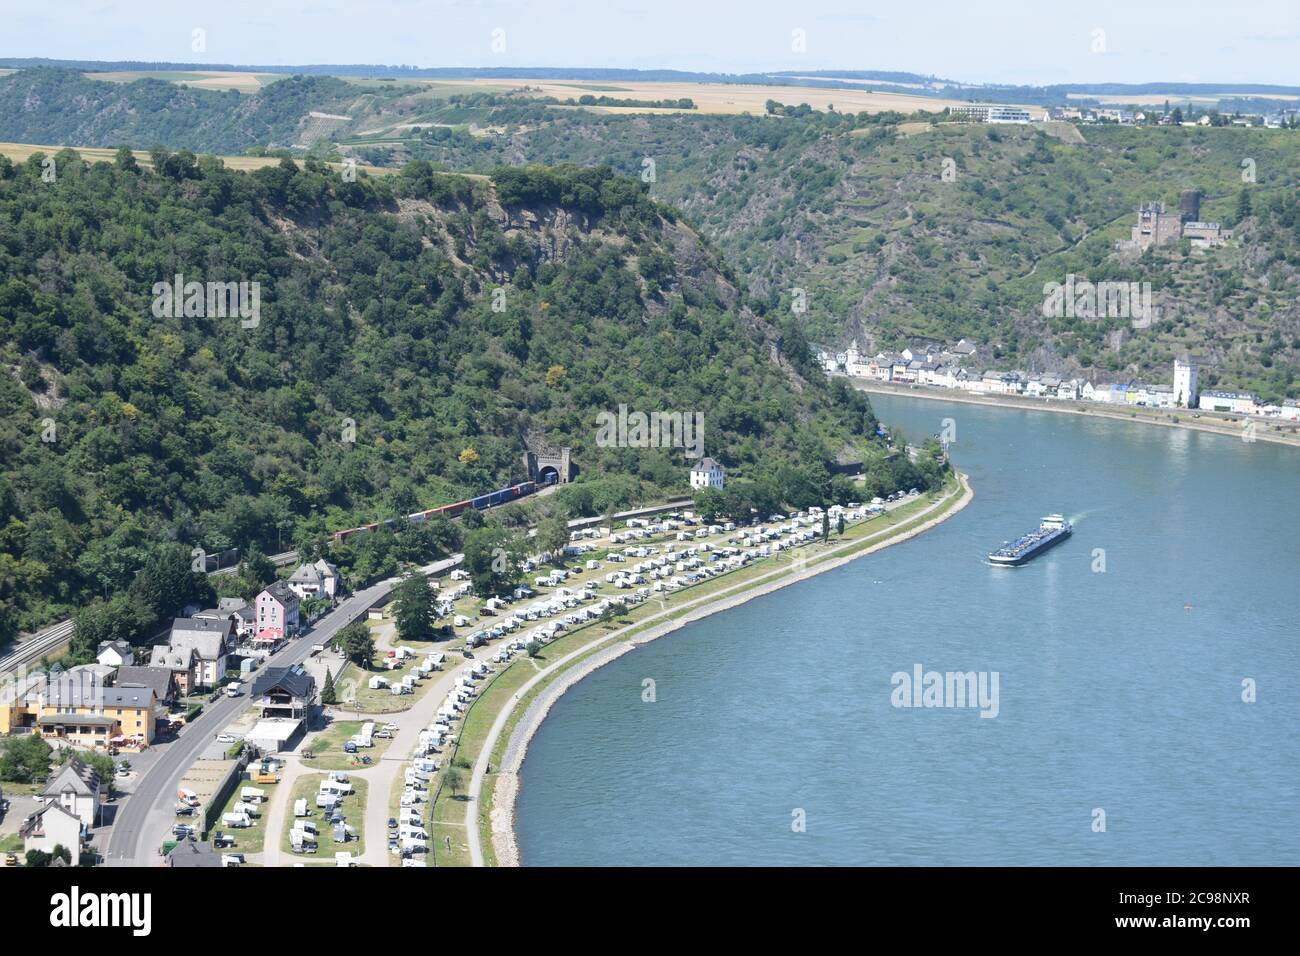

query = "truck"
225;681;242;698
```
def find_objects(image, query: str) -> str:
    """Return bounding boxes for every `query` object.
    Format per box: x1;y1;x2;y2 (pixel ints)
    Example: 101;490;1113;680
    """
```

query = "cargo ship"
988;514;1072;566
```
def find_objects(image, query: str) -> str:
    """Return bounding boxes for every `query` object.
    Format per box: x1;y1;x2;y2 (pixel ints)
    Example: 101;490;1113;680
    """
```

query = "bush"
186;703;204;722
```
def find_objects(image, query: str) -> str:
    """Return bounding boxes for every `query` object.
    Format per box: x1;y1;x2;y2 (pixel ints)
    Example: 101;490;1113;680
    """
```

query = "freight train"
331;475;556;544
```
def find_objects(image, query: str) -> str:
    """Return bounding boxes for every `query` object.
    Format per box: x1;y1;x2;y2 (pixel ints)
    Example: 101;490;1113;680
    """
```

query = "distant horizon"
5;0;1299;87
5;57;1300;96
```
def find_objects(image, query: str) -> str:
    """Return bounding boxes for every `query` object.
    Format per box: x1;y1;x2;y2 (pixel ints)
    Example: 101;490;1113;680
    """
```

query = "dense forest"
362;97;1300;401
5;71;1296;403
0;149;941;646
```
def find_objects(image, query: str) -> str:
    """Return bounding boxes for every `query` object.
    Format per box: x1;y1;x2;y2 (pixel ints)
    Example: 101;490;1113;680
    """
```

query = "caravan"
319;780;353;798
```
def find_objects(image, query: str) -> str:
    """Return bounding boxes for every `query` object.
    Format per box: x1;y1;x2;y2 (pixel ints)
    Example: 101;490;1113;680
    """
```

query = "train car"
331;479;545;543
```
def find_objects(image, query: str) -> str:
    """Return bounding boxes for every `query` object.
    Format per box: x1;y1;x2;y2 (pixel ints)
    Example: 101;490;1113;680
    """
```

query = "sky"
3;0;1299;86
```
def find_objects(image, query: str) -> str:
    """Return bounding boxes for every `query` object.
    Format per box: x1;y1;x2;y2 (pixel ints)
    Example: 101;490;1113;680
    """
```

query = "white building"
41;758;102;828
20;802;83;864
690;457;725;490
1173;358;1199;409
287;558;341;602
950;105;1032;124
1199;390;1258;415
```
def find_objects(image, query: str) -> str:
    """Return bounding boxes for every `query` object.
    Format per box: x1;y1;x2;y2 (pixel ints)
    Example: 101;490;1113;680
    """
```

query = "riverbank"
850;379;1300;448
481;472;974;867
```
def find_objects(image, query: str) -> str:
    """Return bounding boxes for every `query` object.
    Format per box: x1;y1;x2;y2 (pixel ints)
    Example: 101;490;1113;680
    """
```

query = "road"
104;554;462;866
3;496;691;676
0;551;299;676
462;485;965;865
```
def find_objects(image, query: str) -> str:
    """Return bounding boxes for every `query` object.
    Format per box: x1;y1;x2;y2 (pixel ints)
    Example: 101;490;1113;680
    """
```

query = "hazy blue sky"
5;0;1299;85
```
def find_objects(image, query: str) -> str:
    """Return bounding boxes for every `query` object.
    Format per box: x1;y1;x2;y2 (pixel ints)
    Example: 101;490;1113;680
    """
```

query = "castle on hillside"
1120;191;1230;251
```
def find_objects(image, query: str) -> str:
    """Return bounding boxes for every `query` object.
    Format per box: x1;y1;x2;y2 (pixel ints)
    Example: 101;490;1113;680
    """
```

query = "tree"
321;667;337;705
1236;187;1252;224
444;765;465;798
463;526;523;598
0;734;52;783
526;639;541;658
130;543;212;626
336;621;374;669
114;145;139;172
836;515;845;536
535;515;569;563
392;574;436;642
821;510;830;541
73;751;116;793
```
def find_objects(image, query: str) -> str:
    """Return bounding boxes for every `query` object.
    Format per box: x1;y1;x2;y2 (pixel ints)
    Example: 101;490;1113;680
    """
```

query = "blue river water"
515;394;1300;865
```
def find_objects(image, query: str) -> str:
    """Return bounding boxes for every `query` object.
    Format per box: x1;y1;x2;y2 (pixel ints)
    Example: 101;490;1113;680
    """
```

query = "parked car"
374;731;392;739
388;818;398;829
216;733;237;744
382;723;399;732
174;805;195;817
172;824;194;838
4;853;18;866
213;833;236;848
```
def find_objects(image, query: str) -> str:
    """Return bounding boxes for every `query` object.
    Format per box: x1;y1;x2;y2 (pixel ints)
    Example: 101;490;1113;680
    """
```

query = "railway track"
0;551;300;675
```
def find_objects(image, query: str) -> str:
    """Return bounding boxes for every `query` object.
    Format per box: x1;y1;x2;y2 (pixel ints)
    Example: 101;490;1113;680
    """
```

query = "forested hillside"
374;99;1300;400
0;69;366;153
0;149;940;644
6;70;1298;402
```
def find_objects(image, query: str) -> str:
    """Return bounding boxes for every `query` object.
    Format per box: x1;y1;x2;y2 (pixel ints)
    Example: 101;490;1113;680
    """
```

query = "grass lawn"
330;652;440;713
0;833;24;854
448;478;967;864
280;773;367;858
301;719;395;771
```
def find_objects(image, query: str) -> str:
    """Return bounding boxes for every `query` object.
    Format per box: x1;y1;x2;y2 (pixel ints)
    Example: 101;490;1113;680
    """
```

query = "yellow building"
3;677;157;750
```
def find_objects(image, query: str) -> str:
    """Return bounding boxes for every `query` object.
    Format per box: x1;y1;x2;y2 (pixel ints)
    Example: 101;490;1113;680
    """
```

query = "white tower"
1174;358;1199;409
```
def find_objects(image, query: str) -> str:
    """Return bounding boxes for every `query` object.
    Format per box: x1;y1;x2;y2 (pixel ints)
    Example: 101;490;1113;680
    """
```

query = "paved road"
463;486;963;865
104;555;461;866
1;551;299;676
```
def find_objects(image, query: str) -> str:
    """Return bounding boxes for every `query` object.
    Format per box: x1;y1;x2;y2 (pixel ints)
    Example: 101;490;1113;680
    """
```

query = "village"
0;486;936;868
819;341;1298;422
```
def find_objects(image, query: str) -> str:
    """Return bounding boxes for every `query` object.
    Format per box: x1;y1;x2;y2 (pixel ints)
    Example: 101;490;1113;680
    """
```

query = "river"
515;394;1300;865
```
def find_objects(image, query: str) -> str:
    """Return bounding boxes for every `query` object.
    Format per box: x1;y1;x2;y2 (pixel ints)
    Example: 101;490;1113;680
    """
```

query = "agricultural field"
86;69;280;92
439;76;1003;116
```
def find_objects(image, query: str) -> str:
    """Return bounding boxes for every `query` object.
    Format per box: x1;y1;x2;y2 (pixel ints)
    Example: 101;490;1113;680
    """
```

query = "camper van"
222;812;252;828
315;793;339;810
294;821;320;839
319;780;352;798
293;798;309;818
